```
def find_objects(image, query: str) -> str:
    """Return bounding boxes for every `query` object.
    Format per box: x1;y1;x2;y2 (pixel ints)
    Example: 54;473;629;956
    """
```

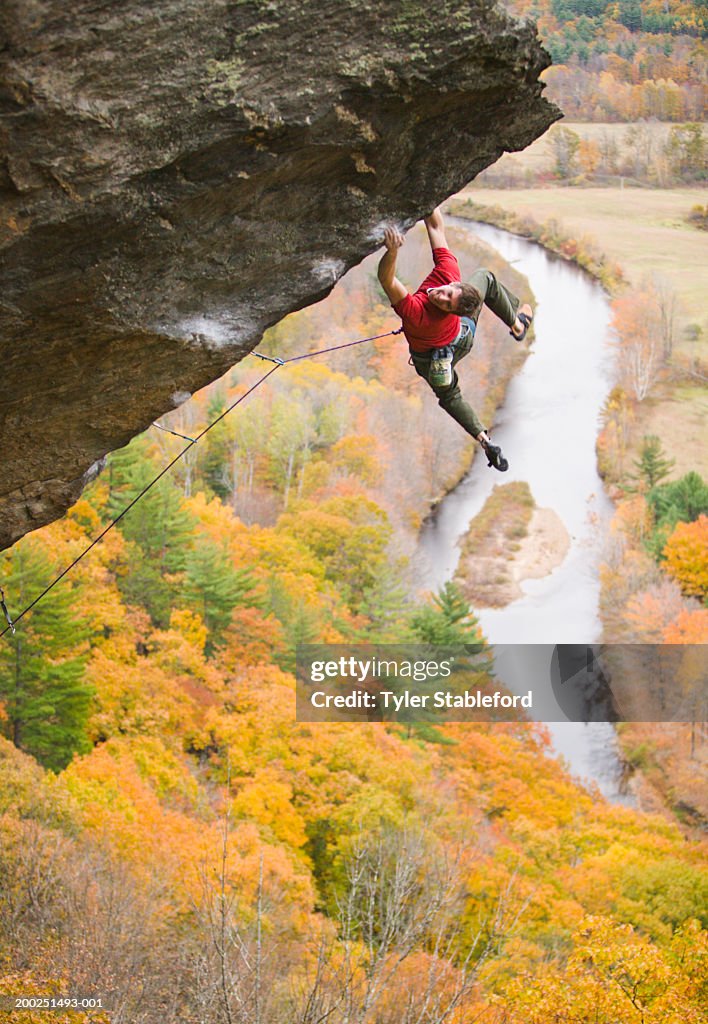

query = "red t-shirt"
393;247;461;352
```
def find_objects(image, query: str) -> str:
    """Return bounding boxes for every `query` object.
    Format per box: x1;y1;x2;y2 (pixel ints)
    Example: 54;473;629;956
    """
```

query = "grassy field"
453;184;708;478
633;382;708;479
457;185;707;339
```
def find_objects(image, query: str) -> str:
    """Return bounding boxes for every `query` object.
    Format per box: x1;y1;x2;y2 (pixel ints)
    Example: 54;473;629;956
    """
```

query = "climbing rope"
0;326;403;639
274;328;403;363
152;422;197;443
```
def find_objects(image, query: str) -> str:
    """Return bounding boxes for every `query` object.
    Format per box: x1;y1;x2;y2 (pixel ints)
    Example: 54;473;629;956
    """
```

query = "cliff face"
0;0;559;550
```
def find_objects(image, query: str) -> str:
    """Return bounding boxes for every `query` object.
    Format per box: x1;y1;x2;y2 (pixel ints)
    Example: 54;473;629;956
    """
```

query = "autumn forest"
2;222;707;1021
1;1;707;1021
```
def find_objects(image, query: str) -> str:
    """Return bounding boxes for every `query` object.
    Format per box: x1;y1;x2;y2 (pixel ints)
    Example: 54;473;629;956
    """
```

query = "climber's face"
426;283;462;312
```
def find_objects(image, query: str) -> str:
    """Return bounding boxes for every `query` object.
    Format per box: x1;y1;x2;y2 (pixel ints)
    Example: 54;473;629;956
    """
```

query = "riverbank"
454;482;570;608
447;197;707;833
453;186;707;338
448;188;708;480
448;196;624;291
417;221;628;800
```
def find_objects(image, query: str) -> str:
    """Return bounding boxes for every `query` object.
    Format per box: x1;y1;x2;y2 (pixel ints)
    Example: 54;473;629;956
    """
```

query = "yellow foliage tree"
231;767;308;850
502;914;707;1023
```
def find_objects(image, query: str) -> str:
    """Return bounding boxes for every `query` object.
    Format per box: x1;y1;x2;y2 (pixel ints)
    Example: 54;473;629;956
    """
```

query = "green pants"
409;269;520;439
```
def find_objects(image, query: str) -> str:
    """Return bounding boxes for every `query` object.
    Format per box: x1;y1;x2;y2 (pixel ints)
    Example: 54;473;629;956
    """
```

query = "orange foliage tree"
663;515;708;599
663;607;708;644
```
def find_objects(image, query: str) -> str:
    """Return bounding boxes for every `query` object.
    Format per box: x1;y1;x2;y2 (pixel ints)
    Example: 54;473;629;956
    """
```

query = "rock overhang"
0;0;560;550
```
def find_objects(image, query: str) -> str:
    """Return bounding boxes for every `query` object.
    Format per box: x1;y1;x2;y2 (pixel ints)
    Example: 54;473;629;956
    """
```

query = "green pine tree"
357;561;411;641
409;581;485;648
181;540;256;652
263;576;320;671
0;541;93;772
618;0;643;31
106;436;195;624
403;582;491;744
198;392;235;500
646;471;708;561
648;471;708;530
631;435;675;491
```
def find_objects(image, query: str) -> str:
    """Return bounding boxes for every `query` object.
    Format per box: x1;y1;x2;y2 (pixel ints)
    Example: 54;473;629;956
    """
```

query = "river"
416;219;635;806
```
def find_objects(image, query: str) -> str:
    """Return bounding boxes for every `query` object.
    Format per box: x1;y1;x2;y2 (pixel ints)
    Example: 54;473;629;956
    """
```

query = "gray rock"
0;0;559;550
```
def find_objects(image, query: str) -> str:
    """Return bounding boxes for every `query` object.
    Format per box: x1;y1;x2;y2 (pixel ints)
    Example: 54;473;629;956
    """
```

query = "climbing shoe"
510;304;534;343
482;440;509;472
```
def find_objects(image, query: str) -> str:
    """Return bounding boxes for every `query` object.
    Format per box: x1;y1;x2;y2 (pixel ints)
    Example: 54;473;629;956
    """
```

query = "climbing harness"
428;346;453;388
0;325;403;639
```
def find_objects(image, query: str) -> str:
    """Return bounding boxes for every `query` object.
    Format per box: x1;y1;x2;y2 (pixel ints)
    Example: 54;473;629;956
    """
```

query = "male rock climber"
377;206;533;471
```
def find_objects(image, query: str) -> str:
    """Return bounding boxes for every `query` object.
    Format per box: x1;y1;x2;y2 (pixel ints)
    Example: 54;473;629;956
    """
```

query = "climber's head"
427;282;482;317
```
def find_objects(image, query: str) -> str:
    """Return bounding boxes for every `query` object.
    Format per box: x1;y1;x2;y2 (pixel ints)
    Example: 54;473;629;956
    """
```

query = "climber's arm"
424;206;448;251
377;226;408;305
